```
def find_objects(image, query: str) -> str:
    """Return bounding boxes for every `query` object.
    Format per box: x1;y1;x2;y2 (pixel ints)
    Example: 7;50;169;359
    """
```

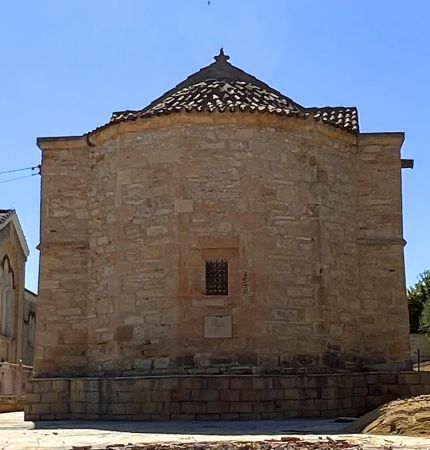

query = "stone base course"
25;372;430;421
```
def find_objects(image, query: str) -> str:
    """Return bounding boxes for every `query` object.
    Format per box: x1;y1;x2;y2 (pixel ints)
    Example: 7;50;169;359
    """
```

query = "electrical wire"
0;173;39;185
0;165;40;176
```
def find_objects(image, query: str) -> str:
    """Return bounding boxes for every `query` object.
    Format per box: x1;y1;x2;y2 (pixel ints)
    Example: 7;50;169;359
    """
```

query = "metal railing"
0;361;32;399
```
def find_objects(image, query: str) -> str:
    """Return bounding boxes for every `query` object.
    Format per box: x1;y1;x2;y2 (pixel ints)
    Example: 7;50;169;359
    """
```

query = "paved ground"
1;412;430;450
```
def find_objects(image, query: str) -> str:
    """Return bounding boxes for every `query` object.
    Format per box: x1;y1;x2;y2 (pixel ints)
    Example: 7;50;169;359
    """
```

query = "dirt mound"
344;394;430;436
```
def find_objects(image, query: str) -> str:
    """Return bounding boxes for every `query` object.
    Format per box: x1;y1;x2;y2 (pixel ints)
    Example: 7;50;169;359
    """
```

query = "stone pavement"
1;412;430;450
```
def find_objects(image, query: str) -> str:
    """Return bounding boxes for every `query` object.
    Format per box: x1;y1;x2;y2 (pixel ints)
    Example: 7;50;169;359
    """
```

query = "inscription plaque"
204;315;232;339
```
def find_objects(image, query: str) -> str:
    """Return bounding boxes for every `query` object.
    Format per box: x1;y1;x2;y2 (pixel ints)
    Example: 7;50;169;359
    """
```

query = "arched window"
27;311;36;346
0;256;15;338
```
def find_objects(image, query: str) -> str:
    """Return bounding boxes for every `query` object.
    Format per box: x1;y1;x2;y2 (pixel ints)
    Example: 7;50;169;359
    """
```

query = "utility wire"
0;165;40;176
0;173;39;185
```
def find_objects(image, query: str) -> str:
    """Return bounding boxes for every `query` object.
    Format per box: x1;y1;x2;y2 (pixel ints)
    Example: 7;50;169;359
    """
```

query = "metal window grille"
205;260;228;296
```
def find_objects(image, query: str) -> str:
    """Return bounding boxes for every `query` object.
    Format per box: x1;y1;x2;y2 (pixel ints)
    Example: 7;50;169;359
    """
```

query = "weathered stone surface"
30;51;413;420
33;115;411;379
24;372;430;421
0;213;36;412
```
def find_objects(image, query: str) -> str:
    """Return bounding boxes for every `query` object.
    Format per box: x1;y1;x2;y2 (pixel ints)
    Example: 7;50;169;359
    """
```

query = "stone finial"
214;48;230;63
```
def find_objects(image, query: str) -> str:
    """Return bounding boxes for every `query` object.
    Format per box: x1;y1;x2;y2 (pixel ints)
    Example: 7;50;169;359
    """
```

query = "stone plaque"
204;315;232;339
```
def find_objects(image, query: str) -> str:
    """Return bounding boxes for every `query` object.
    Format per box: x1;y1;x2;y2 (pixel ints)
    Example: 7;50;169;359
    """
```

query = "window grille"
205;260;228;296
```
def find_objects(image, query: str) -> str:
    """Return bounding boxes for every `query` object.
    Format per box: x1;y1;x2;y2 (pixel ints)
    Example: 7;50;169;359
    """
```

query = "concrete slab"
0;412;430;450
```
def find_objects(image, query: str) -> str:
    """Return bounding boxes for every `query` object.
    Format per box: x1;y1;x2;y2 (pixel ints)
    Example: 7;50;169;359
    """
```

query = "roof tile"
111;80;305;123
0;209;14;227
110;80;359;133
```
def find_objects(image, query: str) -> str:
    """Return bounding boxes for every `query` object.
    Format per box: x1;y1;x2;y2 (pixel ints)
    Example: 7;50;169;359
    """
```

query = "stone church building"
27;51;412;420
0;209;36;411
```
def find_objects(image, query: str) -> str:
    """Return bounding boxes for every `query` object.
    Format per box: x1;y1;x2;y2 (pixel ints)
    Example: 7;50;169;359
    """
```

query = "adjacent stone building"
0;209;35;411
0;209;30;364
28;51;412;419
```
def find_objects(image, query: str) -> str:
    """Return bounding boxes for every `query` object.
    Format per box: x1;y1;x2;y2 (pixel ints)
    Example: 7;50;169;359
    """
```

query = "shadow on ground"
34;419;350;435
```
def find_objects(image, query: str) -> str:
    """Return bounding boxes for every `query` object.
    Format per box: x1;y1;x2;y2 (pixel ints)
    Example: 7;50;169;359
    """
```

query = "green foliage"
407;270;430;333
408;294;424;333
420;299;430;334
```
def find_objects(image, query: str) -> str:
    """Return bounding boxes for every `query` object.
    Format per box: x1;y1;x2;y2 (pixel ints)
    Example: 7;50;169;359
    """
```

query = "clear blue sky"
1;1;428;292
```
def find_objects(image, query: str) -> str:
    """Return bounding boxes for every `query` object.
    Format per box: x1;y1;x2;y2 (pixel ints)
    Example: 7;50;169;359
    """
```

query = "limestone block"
153;357;170;369
170;389;191;401
146;225;168;237
181;401;206;414
261;389;283;401
218;222;233;233
33;380;52;393
26;393;41;403
207;378;230;390
191;389;219;401
239;389;261;401
134;358;152;370
157;378;179;390
175;199;194;213
253;378;273;389
41;392;59;403
161;402;181;415
219;390;240;401
115;325;134;342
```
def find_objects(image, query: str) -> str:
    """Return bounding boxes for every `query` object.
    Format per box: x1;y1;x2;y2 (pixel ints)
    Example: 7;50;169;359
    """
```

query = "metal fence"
0;361;32;399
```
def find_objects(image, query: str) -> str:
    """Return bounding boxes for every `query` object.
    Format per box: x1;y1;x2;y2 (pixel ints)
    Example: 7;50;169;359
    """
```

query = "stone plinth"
25;372;430;421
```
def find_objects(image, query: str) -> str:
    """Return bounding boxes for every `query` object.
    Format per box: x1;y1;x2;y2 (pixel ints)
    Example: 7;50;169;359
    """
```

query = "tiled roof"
111;80;306;122
110;81;358;133
0;209;14;227
93;50;360;135
309;107;359;133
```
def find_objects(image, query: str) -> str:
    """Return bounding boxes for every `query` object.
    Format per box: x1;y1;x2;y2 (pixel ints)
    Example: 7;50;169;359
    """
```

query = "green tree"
407;270;430;333
420;299;430;334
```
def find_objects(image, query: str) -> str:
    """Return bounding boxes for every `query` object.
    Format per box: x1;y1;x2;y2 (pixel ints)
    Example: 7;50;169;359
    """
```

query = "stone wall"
25;372;430;421
357;133;410;369
0;221;26;364
34;113;411;378
35;138;89;376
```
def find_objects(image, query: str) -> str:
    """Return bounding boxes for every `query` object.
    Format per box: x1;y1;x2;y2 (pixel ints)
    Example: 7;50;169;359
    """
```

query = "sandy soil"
344;394;430;437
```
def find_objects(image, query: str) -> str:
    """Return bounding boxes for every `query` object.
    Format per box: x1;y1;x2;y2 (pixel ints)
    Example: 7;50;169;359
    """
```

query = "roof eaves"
0;211;29;258
37;135;88;151
0;210;14;229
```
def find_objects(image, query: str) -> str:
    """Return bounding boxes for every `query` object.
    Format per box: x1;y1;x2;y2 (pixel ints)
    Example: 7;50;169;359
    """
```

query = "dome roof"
96;50;359;134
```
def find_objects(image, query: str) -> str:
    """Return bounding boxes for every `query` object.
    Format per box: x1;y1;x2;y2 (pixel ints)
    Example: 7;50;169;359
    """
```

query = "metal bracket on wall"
401;159;414;169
